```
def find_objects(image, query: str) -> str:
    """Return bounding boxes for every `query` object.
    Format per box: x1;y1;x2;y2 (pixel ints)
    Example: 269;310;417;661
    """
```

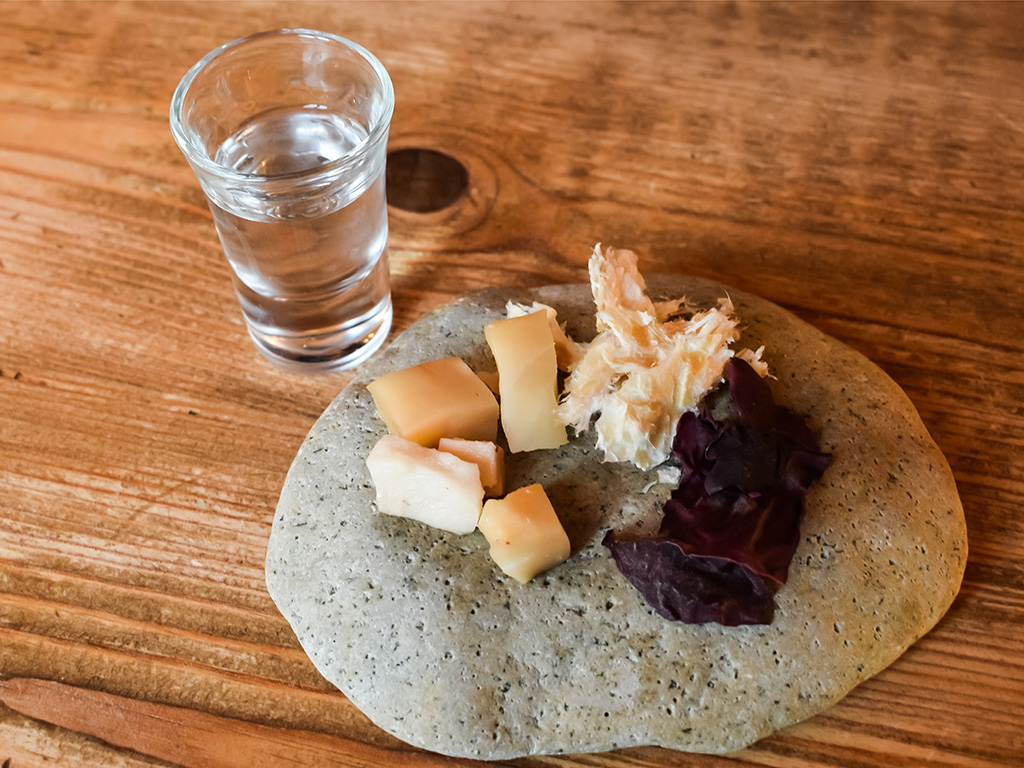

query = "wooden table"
2;2;1022;766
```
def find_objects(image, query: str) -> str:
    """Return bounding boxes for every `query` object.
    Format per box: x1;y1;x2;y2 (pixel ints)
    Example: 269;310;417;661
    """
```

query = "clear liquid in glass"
210;108;391;372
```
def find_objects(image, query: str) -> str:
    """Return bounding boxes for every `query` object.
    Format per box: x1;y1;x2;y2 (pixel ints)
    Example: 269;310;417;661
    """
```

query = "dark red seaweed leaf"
603;358;832;626
602;532;776;625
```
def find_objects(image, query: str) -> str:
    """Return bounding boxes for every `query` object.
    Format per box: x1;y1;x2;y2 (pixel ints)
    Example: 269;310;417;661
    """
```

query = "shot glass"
170;29;394;372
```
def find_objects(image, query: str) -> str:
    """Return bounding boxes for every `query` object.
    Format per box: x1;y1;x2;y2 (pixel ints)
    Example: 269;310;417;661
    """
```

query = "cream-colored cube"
367;357;499;448
506;301;583;371
484;311;567;453
438;437;505;497
366;434;483;534
477;484;571;583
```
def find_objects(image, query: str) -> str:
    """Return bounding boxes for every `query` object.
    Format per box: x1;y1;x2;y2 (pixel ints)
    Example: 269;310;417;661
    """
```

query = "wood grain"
1;1;1023;767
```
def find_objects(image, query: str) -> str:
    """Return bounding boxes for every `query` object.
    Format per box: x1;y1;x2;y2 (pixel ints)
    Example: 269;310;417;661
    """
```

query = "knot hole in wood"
385;148;469;213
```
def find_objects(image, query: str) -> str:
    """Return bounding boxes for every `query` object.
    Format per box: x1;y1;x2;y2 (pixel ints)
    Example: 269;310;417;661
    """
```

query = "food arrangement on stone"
265;245;967;759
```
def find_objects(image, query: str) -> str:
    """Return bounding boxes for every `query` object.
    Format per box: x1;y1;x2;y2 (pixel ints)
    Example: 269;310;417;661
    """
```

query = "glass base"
246;297;392;374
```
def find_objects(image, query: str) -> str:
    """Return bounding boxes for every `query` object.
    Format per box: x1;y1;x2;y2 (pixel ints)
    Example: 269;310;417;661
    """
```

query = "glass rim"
168;28;394;186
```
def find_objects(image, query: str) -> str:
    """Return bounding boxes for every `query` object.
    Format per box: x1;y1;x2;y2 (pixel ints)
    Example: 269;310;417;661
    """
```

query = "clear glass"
170;29;395;372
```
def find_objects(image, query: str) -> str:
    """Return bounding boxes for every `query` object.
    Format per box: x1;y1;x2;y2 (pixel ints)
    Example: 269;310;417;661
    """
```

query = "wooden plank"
0;678;458;768
0;1;1022;766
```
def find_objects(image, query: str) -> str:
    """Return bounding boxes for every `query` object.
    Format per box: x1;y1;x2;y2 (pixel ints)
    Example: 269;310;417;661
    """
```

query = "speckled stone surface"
265;277;967;760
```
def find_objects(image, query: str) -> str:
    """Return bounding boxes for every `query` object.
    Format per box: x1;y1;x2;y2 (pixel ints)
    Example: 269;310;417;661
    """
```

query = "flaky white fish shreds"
557;244;766;470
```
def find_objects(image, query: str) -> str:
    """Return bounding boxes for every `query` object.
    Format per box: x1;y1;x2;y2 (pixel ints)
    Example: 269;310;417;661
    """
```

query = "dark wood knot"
385;148;469;213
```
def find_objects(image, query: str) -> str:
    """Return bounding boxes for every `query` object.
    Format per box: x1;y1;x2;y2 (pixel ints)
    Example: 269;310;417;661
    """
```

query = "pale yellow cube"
484;311;567;453
506;301;583;371
478;484;571;583
438;437;505;497
367;357;499;448
366;434;484;535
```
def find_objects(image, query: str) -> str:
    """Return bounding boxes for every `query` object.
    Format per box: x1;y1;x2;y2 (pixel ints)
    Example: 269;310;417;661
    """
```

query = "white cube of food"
477;484;571;583
366;434;483;535
484;311;567;453
367;357;499;448
438;437;506;497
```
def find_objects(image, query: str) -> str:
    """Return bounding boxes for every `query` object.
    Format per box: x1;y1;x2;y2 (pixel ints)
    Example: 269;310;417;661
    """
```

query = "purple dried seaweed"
604;358;831;625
